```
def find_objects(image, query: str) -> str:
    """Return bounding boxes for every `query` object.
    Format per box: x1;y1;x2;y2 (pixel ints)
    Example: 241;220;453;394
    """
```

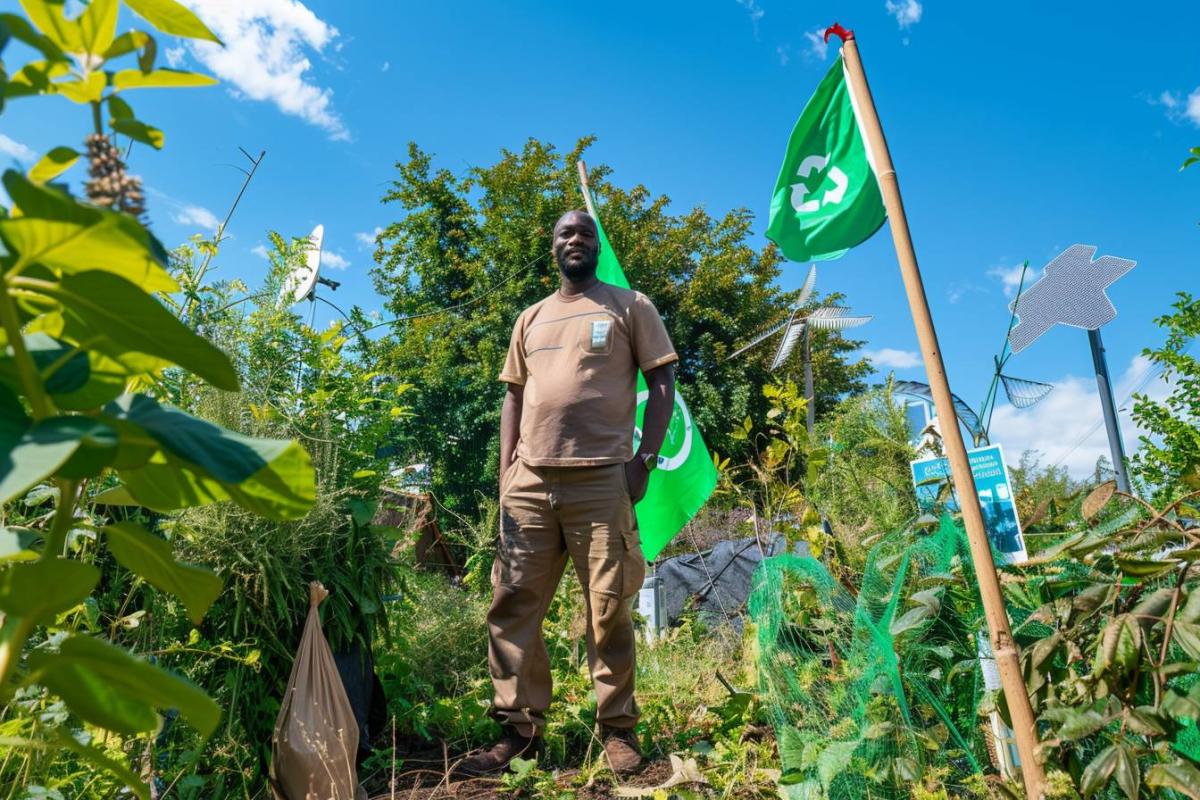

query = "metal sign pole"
1087;328;1131;492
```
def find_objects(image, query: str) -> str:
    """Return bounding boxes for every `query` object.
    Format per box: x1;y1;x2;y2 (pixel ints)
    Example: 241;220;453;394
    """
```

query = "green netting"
749;516;993;798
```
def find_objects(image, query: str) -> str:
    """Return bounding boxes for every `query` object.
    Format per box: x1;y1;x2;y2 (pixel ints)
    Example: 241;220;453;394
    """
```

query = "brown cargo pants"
487;457;647;737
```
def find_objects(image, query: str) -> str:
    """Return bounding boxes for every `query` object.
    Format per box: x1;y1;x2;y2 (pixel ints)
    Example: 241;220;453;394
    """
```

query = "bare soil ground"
363;744;705;799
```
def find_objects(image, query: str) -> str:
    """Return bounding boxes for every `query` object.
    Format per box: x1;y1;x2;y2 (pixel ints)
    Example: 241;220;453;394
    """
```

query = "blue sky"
2;0;1197;477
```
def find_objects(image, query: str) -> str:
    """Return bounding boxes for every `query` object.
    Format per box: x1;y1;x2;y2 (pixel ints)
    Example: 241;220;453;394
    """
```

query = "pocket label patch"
589;319;611;350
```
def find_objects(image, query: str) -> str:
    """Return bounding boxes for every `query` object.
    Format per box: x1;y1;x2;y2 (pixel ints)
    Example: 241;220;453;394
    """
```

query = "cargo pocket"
621;530;646;599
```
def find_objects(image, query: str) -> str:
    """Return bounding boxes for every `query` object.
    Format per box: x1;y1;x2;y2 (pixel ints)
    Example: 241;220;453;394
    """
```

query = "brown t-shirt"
499;282;678;467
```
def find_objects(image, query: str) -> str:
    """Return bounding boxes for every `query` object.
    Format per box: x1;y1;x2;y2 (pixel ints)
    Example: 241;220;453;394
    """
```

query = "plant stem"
40;480;80;561
1159;561;1193;665
0;284;50;420
0;615;35;696
91;101;103;136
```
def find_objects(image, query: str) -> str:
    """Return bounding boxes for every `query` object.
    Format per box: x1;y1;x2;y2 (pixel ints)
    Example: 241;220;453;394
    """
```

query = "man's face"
552;211;600;281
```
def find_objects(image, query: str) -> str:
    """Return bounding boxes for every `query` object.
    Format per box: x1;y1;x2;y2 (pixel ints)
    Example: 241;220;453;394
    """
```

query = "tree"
367;137;872;515
1131;292;1200;502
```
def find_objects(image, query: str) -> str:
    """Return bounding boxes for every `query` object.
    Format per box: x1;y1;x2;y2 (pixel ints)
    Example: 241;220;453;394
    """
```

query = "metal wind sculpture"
731;265;871;432
893;262;1056;448
1007;244;1136;491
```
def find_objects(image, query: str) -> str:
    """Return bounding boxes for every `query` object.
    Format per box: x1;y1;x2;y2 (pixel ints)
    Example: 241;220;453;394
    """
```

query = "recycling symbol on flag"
789;154;849;214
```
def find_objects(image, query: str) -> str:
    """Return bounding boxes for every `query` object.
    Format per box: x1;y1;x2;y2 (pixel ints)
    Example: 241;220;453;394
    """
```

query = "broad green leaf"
0;13;67;61
1126;706;1167;736
1080;744;1119;797
1112;745;1138;799
112;68;216;90
4;59;71;99
0;171;175;293
1163;687;1200;723
889;604;934;636
1173;621;1200;660
816;740;857;791
0;416;103;504
107;93;134;119
0;332;89;396
53;728;149;800
101;29;151;61
29;634;220;736
1180;587;1200;624
104;394;286;484
1055;708;1108;741
123;0;222;44
44;271;238;390
0;526;39;561
137;35;156;72
55;419;118;479
1146;762;1200;799
1094;614;1141;677
19;0;81;52
1081;480;1116;520
117;446;315;520
78;0;117;56
27;146;78;184
0;558;99;621
104;521;222;624
111;118;164;149
50;349;129;410
0;382;28;437
1116;556;1176;578
54;71;106;103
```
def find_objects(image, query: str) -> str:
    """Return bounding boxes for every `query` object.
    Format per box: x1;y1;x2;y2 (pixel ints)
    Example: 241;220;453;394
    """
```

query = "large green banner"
766;54;886;262
589;195;718;561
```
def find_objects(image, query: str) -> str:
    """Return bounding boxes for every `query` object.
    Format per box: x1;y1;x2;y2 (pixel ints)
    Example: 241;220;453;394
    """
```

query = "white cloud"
987;262;1039;298
1150;87;1200;127
775;45;790;66
803;30;829;61
182;0;349;140
885;0;923;29
164;45;187;68
735;0;764;23
172;203;220;233
1187;88;1200;127
381;60;390;72
989;354;1172;479
355;226;383;248
252;243;270;259
0;133;36;163
322;250;349;270
865;348;922;369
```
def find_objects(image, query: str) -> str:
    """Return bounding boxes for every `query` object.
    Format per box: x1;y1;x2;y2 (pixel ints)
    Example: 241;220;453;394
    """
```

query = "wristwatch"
639;452;659;472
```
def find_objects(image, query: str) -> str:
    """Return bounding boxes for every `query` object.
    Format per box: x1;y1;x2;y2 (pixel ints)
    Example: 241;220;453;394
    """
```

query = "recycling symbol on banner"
789;154;848;214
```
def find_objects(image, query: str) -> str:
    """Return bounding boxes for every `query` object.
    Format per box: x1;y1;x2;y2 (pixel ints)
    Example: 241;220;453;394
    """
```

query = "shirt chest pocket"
577;314;616;356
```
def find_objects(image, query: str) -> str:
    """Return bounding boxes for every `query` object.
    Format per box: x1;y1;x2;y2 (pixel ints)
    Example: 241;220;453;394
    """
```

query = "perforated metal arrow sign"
1007;244;1135;354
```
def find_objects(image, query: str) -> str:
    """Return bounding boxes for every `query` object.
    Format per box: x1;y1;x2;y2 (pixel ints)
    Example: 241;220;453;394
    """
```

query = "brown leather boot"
600;725;644;776
453;726;543;777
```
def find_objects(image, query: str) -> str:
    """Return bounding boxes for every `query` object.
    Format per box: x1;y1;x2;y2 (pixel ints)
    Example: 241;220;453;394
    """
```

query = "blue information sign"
910;444;1027;562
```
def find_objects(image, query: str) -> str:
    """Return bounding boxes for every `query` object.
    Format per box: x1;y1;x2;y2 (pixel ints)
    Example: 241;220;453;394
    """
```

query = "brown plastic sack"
271;582;367;800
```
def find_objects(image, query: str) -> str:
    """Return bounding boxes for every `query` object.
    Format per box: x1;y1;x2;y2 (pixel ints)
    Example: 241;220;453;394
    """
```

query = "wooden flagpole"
827;23;1046;798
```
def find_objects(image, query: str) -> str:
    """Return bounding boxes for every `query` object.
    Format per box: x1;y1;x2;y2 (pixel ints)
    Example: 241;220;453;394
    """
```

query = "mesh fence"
749;516;992;798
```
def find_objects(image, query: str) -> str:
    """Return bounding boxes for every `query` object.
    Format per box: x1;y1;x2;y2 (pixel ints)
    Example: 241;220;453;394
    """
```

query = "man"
456;210;678;777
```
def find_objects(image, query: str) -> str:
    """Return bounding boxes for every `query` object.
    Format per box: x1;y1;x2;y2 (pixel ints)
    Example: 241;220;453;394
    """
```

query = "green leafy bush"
1006;483;1200;798
0;3;317;796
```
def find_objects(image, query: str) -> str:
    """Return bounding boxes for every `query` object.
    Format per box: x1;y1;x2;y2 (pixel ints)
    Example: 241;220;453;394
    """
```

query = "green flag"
766;54;886;262
589;197;718;561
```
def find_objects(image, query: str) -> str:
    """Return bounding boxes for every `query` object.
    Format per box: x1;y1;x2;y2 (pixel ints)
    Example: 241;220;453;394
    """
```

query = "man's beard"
558;254;597;282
